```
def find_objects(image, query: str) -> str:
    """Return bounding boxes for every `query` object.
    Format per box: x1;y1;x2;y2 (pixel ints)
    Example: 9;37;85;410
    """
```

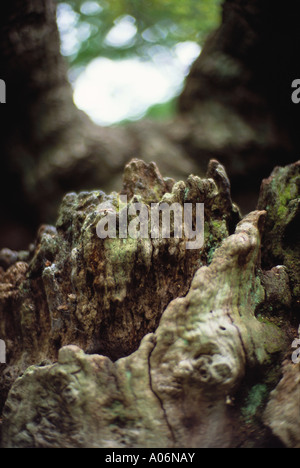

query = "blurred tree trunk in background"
179;0;300;207
0;0;135;248
0;0;299;249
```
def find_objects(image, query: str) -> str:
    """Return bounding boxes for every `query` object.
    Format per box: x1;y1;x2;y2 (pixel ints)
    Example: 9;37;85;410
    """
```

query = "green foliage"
56;0;221;68
117;98;178;124
145;98;178;120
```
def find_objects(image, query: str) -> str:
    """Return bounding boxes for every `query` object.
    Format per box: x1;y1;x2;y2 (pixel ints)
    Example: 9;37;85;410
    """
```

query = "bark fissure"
147;341;176;444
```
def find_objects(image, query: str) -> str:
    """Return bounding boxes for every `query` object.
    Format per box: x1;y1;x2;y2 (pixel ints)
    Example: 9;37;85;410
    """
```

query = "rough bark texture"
258;161;300;306
0;159;299;448
1;0;300;249
0;159;239;369
264;360;300;449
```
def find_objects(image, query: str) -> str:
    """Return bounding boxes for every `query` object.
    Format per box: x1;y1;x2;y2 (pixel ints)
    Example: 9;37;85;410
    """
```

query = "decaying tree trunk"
1;0;300;249
0;159;299;448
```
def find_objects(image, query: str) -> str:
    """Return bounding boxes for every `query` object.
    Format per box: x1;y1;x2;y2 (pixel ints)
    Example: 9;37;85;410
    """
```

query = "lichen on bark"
0;159;299;448
0;159;239;372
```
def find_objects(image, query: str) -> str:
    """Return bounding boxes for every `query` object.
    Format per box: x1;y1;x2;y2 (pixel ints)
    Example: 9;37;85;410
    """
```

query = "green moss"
207;246;216;265
241;384;268;423
253;277;265;308
116;195;128;212
105;238;138;265
278;183;292;206
256;314;265;324
203;219;228;264
272;173;298;220
210;219;223;230
277;205;288;218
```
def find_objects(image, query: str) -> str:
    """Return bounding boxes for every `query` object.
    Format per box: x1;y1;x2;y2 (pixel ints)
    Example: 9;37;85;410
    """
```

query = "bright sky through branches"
57;4;201;125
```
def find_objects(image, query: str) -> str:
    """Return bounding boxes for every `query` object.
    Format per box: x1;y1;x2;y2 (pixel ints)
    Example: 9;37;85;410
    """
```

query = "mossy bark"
0;159;299;448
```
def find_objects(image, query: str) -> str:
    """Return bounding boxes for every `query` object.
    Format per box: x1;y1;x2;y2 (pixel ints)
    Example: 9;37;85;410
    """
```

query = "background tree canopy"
57;0;221;68
56;0;221;124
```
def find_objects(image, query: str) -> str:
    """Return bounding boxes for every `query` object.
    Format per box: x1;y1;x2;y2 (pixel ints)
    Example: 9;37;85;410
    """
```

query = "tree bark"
0;158;299;448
